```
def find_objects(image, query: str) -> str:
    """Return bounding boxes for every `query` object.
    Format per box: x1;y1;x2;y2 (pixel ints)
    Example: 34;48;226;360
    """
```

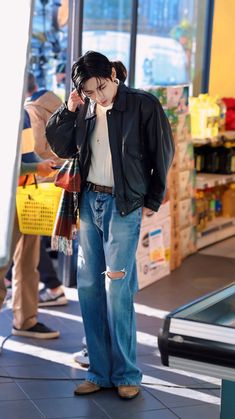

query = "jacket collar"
112;82;127;112
85;82;127;119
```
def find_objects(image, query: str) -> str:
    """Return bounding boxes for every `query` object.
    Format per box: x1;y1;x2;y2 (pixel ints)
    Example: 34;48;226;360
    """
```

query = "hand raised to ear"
68;89;85;112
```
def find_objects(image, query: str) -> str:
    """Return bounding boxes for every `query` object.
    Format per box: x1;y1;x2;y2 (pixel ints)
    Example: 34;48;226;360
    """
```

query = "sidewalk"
0;249;232;419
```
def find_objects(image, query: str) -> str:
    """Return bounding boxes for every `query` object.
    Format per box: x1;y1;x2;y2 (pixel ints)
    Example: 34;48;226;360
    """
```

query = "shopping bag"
16;181;62;236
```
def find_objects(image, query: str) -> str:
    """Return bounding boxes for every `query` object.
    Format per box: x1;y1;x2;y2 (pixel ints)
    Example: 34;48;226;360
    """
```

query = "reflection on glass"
82;0;131;72
135;0;199;87
172;284;235;328
29;0;68;96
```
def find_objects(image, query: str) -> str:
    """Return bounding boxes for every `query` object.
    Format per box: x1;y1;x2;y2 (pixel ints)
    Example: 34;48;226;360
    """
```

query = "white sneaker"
38;287;68;307
73;348;90;367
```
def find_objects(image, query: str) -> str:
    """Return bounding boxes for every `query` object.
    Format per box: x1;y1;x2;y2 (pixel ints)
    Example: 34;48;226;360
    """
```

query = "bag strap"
22;174;38;189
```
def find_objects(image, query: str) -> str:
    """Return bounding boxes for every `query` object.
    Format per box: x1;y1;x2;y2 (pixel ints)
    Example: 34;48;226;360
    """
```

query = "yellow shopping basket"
16;182;62;236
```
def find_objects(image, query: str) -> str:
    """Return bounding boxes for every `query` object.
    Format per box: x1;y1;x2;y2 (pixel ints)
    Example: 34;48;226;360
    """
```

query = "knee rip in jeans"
105;268;126;280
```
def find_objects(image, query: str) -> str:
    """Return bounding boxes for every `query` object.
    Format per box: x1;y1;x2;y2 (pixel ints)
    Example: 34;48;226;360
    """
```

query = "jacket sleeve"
20;162;38;175
46;103;79;158
143;96;175;211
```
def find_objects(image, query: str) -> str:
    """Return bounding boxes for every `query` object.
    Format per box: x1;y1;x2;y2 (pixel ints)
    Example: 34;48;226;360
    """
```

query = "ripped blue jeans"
77;187;143;387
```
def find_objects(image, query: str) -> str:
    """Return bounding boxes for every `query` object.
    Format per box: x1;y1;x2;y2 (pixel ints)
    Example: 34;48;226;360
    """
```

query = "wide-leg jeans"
77;187;143;387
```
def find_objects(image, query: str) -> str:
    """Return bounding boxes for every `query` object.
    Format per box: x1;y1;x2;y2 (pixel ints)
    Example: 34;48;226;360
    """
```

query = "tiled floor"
1;238;235;418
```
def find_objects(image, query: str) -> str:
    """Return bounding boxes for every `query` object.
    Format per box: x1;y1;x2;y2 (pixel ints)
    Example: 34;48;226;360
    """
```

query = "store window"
82;0;132;73
135;0;198;88
28;0;212;95
29;0;68;96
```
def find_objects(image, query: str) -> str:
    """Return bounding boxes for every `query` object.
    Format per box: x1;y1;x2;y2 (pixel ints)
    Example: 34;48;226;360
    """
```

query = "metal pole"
60;0;84;286
65;0;83;99
128;0;138;87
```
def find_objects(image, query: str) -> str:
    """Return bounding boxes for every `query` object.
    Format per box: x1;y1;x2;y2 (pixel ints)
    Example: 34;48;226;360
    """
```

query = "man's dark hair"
27;71;37;94
111;60;127;83
71;51;112;95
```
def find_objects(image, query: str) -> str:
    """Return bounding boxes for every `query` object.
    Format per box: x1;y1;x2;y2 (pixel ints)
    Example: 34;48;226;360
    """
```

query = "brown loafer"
118;385;140;399
74;381;101;395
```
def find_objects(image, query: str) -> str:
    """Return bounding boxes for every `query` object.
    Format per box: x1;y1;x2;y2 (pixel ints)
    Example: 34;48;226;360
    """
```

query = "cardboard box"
179;198;196;229
177;141;195;171
137;215;171;289
180;225;197;259
142;201;170;225
179;170;196;200
176;113;191;142
145;85;190;114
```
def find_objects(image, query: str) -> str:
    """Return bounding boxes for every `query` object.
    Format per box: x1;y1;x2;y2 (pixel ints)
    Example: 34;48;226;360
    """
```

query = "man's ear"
111;67;116;80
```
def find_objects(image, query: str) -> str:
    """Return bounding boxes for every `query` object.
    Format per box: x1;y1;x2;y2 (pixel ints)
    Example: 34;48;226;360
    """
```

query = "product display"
137;202;171;289
146;84;196;268
192;93;235;248
189;93;220;140
137;87;235;278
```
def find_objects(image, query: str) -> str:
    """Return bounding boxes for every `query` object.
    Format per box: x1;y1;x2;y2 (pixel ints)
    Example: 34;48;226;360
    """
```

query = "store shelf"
197;217;235;249
192;137;219;145
192;131;235;145
222;130;235;140
196;173;235;190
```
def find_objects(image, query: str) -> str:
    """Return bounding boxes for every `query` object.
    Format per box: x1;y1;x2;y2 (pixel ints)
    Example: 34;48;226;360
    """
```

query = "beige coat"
25;90;64;165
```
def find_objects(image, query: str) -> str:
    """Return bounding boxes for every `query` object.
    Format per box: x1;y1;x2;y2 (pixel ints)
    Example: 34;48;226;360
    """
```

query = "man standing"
0;109;60;339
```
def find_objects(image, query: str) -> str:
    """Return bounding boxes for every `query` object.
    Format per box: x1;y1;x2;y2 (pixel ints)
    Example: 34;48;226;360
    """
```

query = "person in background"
73;59;128;369
24;71;67;307
0;109;60;339
55;62;66;101
46;51;174;399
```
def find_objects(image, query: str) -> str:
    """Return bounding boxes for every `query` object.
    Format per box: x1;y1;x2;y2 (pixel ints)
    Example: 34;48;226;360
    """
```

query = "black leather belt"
86;182;113;194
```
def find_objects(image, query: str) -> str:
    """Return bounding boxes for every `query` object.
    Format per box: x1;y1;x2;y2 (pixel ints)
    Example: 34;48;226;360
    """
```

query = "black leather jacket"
46;82;174;216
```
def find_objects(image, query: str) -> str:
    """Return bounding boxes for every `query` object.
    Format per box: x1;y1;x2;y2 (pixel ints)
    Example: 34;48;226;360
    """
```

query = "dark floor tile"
93;387;165;417
0;382;27;400
60;365;86;380
144;384;220;409
33;396;106;418
142;367;209;388
0;250;231;419
17;379;76;399
171;403;220;419
135;254;234;311
0;366;13;382
108;409;178;419
137;353;163;373
0;400;45;419
0;350;61;367
5;363;69;380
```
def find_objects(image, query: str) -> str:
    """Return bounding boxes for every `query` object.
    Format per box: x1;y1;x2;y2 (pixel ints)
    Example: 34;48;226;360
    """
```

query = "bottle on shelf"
222;183;235;217
195;190;207;232
217;97;227;134
214;187;223;217
204;142;221;173
194;145;207;172
217;141;235;174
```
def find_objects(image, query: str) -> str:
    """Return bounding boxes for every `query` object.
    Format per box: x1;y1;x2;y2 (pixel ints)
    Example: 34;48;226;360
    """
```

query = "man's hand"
142;207;154;217
67;89;85;112
36;159;56;177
